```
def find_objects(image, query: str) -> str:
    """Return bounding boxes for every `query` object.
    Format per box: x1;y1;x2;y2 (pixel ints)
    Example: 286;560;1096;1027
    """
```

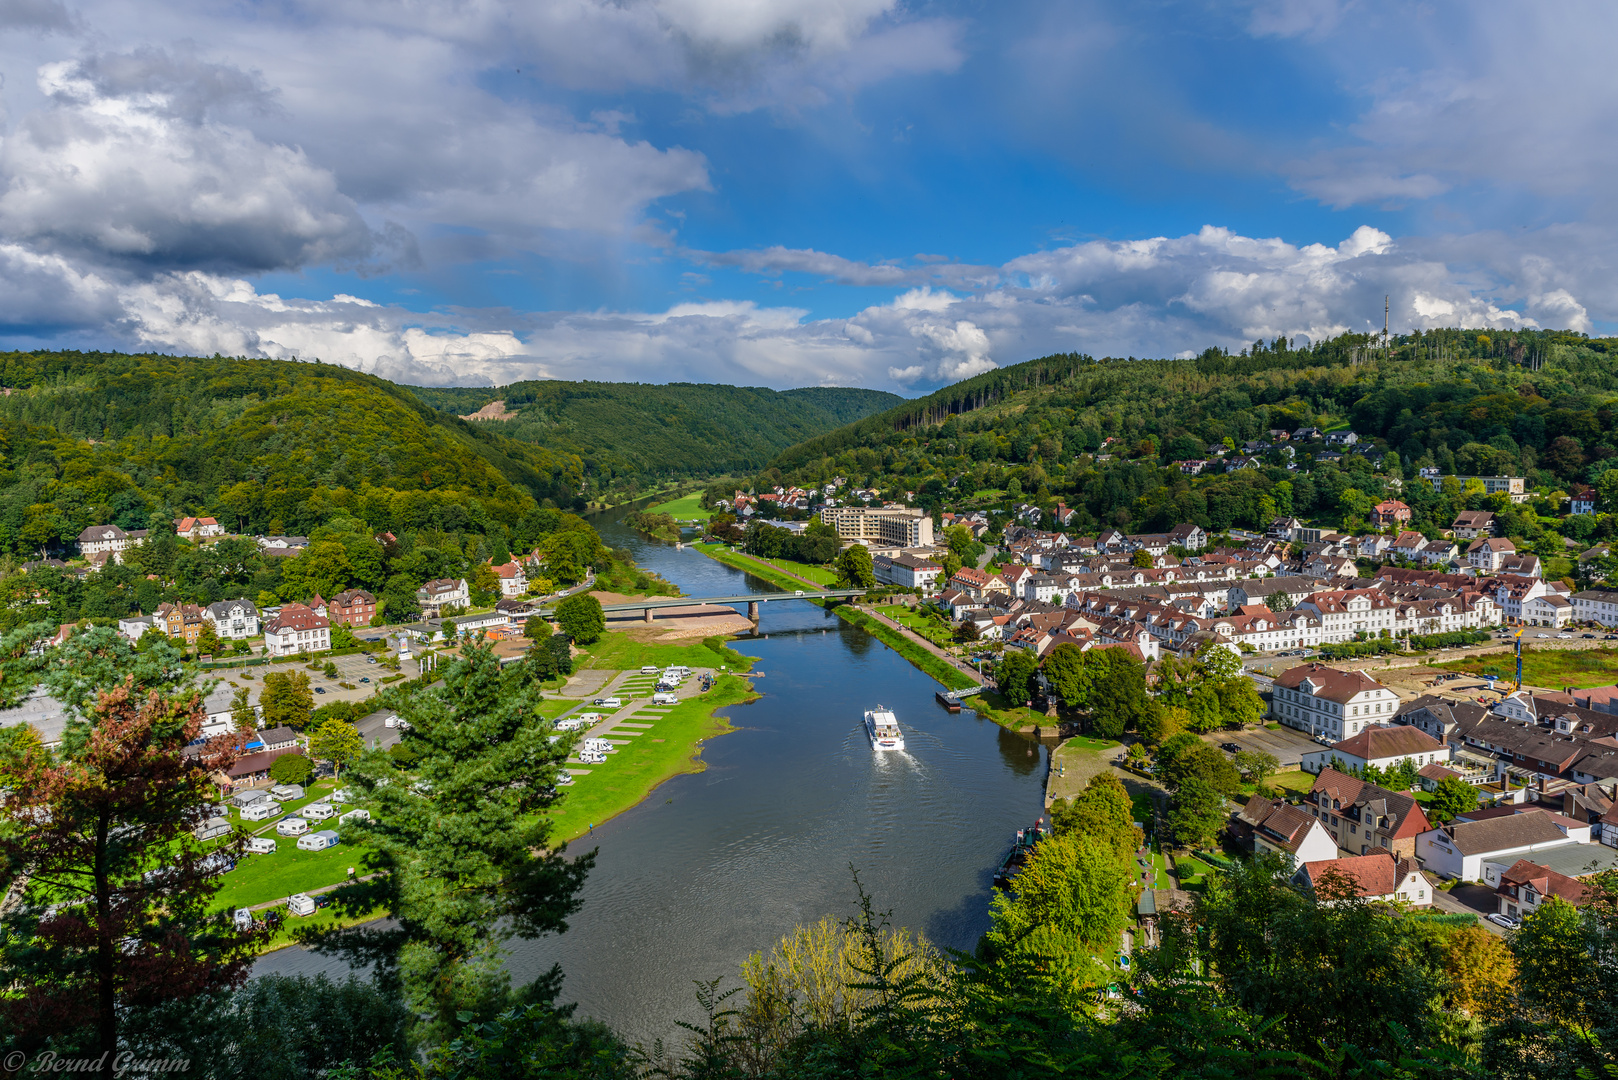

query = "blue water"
255;509;1048;1048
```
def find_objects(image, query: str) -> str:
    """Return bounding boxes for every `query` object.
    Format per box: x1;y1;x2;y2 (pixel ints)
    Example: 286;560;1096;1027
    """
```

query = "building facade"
264;603;332;657
204;599;260;639
817;505;935;548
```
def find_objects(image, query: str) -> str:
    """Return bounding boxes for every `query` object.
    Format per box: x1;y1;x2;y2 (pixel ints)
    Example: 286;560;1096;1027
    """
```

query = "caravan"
297;830;340;852
241;801;280;823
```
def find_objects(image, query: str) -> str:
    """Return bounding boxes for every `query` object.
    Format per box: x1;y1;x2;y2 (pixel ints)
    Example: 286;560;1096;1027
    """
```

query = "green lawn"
214;837;379;910
548;673;757;842
693;543;838;588
1433;646;1618;690
1268;770;1316;797
877;604;954;646
256;901;390;952
649;492;712;520
960;687;1047;730
581;631;754;673
1174;855;1219;892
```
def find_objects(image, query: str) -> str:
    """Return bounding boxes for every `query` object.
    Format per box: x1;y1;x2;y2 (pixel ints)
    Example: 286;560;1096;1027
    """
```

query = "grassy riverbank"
648;491;712;520
548;671;759;843
692;542;837;588
833;607;979;691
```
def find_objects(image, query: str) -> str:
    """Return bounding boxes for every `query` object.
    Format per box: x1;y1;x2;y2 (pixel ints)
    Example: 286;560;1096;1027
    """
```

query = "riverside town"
3;3;1618;1077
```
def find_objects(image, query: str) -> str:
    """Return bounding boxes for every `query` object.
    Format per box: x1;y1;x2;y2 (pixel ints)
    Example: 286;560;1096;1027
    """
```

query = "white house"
1301;725;1452;776
1270;663;1399;740
1572;589;1618;627
263;603;331;657
1241;797;1339;863
1467;537;1517;571
76;524;147;564
1296;589;1397;643
873;553;943;593
1416;810;1587;882
1295;852;1433;907
175;516;226;541
204;598;260;639
417;577;470;614
492;561;527;597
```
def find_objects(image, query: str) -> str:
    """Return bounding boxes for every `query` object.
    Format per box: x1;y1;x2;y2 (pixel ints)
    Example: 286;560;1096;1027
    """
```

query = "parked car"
1220;742;1242;754
1485;913;1519;929
360;677;370;683
1557;633;1573;639
315;687;327;694
1584;633;1597;639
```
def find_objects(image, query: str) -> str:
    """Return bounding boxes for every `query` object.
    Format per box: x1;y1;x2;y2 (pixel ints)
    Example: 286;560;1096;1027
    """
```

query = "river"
254;506;1049;1048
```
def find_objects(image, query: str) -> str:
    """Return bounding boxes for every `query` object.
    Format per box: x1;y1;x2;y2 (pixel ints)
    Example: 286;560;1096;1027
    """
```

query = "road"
1430;883;1505;936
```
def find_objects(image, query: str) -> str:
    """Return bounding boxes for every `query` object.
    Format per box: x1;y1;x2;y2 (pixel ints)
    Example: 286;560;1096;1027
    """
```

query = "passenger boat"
992;821;1051;889
864;706;905;751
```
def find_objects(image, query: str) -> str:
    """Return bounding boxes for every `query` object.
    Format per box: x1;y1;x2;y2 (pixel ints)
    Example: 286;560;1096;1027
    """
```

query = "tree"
553;593;605;646
836;543;874;588
1049;773;1142;860
330;641;591;1040
269;751;313;786
1265;590;1296;611
229;685;256;731
1428;775;1479;823
330;623;359;650
0;634;258;1057
260;670;314;729
1216;678;1265;729
1233;749;1279;789
470;563;500;606
1166;776;1225;847
195;622;220;657
1442;924;1515;1021
1131;549;1153;568
1157;737;1242;796
995;649;1038;705
308;719;364;776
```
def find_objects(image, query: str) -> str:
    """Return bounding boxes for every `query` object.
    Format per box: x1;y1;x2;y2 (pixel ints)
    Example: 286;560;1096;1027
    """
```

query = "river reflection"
255;504;1048;1049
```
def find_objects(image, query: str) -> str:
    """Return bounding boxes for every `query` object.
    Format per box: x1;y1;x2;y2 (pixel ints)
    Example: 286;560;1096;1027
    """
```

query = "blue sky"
0;0;1612;390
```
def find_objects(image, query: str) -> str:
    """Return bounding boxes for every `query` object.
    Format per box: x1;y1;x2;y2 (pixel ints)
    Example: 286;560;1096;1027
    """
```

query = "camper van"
240;801;280;823
245;836;277;854
297;830;340;852
233;908;256;931
652;693;678;705
276;817;310;837
302;802;335;821
287;893;316;917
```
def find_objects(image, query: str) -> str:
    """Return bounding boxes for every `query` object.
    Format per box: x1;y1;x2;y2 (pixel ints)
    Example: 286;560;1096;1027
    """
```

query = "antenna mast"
1384;295;1389;348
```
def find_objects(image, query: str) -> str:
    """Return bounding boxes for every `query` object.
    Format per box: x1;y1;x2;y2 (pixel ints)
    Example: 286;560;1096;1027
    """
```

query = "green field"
548;673;758;842
581;631;753;673
1433;646;1618;690
959;687;1046;730
694;543;837;588
649;491;712;520
1268;770;1316;797
215;839;379;910
877;604;954;647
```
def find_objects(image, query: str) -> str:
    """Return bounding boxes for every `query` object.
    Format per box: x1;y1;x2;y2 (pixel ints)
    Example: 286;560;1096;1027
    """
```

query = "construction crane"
1514;628;1524;689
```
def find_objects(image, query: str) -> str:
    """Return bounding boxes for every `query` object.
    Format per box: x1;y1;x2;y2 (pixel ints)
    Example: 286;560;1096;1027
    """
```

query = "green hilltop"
408;380;903;498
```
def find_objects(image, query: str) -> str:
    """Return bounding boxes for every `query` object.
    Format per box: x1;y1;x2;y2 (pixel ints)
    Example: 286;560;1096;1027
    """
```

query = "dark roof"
1443;811;1571;855
1329;725;1444;761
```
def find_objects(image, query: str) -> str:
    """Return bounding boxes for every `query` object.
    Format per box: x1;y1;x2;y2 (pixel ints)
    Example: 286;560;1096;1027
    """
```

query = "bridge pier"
748;601;760;622
644;607;655;623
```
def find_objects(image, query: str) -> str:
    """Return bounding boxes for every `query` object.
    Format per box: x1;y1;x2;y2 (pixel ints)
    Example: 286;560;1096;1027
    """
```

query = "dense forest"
409;380;901;498
0;351;588;558
761;329;1618;552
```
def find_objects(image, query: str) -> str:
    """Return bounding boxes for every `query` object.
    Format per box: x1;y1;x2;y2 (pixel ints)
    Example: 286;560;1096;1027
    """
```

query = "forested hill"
759;328;1618;539
408;380;902;495
0;351;585;555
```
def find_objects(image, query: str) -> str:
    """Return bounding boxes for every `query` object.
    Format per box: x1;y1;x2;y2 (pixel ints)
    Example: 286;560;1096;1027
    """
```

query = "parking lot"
1202;723;1322;768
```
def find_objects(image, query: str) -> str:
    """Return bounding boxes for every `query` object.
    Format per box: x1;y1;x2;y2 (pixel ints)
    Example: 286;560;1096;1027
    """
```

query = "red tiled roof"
1329;725;1444;761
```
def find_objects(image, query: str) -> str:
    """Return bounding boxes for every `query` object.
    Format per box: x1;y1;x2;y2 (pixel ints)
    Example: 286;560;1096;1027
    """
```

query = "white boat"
864;706;905;751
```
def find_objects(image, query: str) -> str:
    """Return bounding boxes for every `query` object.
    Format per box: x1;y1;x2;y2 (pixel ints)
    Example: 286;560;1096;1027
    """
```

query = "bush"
269;752;313;786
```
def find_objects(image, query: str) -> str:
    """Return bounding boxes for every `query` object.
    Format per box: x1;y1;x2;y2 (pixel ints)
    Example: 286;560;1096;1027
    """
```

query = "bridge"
534;589;868;623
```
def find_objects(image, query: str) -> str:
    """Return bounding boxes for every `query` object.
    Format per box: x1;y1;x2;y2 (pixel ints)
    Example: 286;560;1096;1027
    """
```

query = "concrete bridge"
534;589;868;623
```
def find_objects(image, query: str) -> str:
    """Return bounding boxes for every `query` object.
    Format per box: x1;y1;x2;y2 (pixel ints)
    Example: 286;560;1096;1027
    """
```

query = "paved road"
1431;883;1505;936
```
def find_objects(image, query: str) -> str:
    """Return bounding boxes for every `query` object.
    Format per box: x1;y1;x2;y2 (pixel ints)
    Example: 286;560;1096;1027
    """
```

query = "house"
417;578;471;615
174;516;225;541
1572;589;1618;628
1295;852;1432;906
257;535;310;556
873;553;943;593
492;561;528;598
1450;511;1496;539
117;615;156;644
154;602;206;645
1296;589;1397;644
1370;500;1412;529
1570;487;1598;516
1494;858;1588;921
1301;725;1452;777
1235;796;1339;863
328;589;376;627
1521;592;1573;628
1167;522;1208;551
263;603;331;658
1270;663;1400;741
222;747;304;789
203;599;260;639
1415;809;1585;881
76;524;147;564
1303;769;1433;858
1467;537;1517;572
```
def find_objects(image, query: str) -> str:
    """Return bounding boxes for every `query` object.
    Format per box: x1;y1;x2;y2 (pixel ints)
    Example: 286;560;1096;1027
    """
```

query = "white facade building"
1270;663;1399;741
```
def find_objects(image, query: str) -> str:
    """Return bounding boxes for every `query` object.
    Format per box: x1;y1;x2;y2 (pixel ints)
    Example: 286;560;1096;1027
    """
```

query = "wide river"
255;507;1049;1048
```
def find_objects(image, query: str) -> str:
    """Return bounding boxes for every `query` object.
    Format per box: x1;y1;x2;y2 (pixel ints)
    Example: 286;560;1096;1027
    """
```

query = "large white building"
1573;589;1618;627
873;553;942;593
77;524;148;564
1271;663;1400;741
264;603;331;657
204;599;260;639
818;505;934;549
1296;588;1397;643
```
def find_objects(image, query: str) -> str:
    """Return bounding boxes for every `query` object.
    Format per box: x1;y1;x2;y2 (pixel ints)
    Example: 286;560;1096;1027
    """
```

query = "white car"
1485;913;1519;929
1557;633;1573;639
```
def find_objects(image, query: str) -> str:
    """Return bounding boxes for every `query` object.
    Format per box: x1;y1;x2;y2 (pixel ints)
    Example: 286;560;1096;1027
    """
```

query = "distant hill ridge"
409;380;903;491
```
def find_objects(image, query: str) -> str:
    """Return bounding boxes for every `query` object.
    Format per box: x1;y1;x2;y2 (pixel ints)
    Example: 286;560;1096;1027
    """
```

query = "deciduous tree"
553;593;605;645
308;719;364;776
